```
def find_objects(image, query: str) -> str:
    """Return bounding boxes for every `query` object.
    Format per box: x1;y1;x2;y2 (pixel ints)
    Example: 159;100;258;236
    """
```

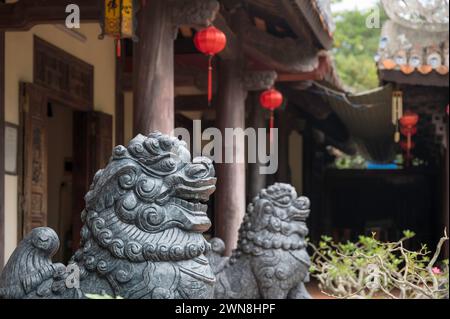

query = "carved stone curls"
0;132;217;299
0;133;312;299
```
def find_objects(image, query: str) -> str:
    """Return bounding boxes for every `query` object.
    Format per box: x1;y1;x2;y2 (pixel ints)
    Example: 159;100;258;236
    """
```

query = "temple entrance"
18;83;112;263
46;101;74;262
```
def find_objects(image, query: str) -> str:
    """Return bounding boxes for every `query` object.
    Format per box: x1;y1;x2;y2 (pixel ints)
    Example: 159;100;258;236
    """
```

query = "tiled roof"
377;0;449;86
377;20;449;79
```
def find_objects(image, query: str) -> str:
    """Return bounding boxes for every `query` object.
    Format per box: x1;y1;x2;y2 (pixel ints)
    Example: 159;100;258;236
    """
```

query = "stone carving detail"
243;71;278;91
207;183;312;299
172;0;220;27
0;132;217;299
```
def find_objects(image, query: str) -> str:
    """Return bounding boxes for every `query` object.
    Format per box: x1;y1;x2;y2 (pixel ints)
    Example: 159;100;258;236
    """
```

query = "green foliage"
334;154;367;169
332;2;388;92
310;231;449;299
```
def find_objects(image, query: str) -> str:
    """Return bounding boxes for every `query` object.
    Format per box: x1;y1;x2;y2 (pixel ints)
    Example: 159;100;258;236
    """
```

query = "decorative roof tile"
377;20;449;78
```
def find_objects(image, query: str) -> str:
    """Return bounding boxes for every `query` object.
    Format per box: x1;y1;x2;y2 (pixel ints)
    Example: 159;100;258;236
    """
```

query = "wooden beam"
175;95;209;112
278;0;316;48
0;31;5;270
237;10;320;73
0;0;100;31
277;56;329;82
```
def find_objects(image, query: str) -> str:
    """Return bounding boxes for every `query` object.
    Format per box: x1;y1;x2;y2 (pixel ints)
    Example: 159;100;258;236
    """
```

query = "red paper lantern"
194;26;227;106
400;111;419;128
260;88;284;111
399;111;419;166
260;88;284;141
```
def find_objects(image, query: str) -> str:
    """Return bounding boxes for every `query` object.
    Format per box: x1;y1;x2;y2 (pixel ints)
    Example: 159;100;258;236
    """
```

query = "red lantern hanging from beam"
260;88;284;141
399;111;420;166
400;111;419;128
194;26;227;106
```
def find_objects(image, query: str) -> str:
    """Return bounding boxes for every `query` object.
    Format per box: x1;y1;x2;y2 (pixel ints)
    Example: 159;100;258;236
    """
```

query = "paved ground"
306;280;335;299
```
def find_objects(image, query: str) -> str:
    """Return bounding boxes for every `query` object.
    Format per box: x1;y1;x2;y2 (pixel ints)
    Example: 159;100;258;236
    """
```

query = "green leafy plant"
309;230;449;299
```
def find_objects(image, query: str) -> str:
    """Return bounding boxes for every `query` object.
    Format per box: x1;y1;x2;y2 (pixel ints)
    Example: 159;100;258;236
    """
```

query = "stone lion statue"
0;132;217;299
207;183;312;299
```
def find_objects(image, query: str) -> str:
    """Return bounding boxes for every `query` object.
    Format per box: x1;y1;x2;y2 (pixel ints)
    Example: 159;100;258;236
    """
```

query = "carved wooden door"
72;111;113;251
19;83;48;237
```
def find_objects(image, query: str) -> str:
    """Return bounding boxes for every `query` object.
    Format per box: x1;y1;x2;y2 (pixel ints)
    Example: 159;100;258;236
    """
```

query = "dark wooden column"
214;58;247;255
247;93;266;200
276;108;291;183
0;31;5;270
115;46;124;146
444;118;449;258
244;71;277;200
133;0;174;136
133;0;219;136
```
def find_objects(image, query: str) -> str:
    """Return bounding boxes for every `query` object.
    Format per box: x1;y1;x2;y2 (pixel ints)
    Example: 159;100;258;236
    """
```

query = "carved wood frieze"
34;37;94;108
243;70;278;91
238;15;320;73
172;0;220;28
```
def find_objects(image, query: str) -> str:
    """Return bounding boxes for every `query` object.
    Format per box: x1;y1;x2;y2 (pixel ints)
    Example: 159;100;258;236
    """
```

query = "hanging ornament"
400;140;416;151
100;0;138;58
194;26;227;106
260;88;284;142
392;91;404;143
400;111;419;128
399;111;420;166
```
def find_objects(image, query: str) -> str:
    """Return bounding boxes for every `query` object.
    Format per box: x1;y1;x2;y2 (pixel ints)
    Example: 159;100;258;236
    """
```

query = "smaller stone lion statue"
207;183;312;299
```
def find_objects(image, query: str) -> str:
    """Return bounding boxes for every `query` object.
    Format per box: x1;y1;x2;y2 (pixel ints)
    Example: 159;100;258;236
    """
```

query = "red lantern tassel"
269;111;275;143
208;55;213;107
116;38;122;58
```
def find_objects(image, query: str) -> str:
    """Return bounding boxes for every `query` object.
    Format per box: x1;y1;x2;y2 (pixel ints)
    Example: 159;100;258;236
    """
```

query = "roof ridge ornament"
381;0;449;32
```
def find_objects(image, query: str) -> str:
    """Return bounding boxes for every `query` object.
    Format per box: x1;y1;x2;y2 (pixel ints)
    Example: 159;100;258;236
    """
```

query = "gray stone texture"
207;183;312;299
0;132;217;299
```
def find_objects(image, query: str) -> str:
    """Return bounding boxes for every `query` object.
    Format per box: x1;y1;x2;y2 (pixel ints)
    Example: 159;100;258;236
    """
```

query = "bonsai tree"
309;230;449;299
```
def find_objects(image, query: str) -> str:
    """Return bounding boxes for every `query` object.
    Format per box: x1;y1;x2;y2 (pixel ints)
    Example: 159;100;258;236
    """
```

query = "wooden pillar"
244;71;277;200
214;58;247;255
444;117;449;258
115;45;124;146
276;108;291;183
133;0;219;136
247;93;267;200
133;0;174;136
0;31;5;270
